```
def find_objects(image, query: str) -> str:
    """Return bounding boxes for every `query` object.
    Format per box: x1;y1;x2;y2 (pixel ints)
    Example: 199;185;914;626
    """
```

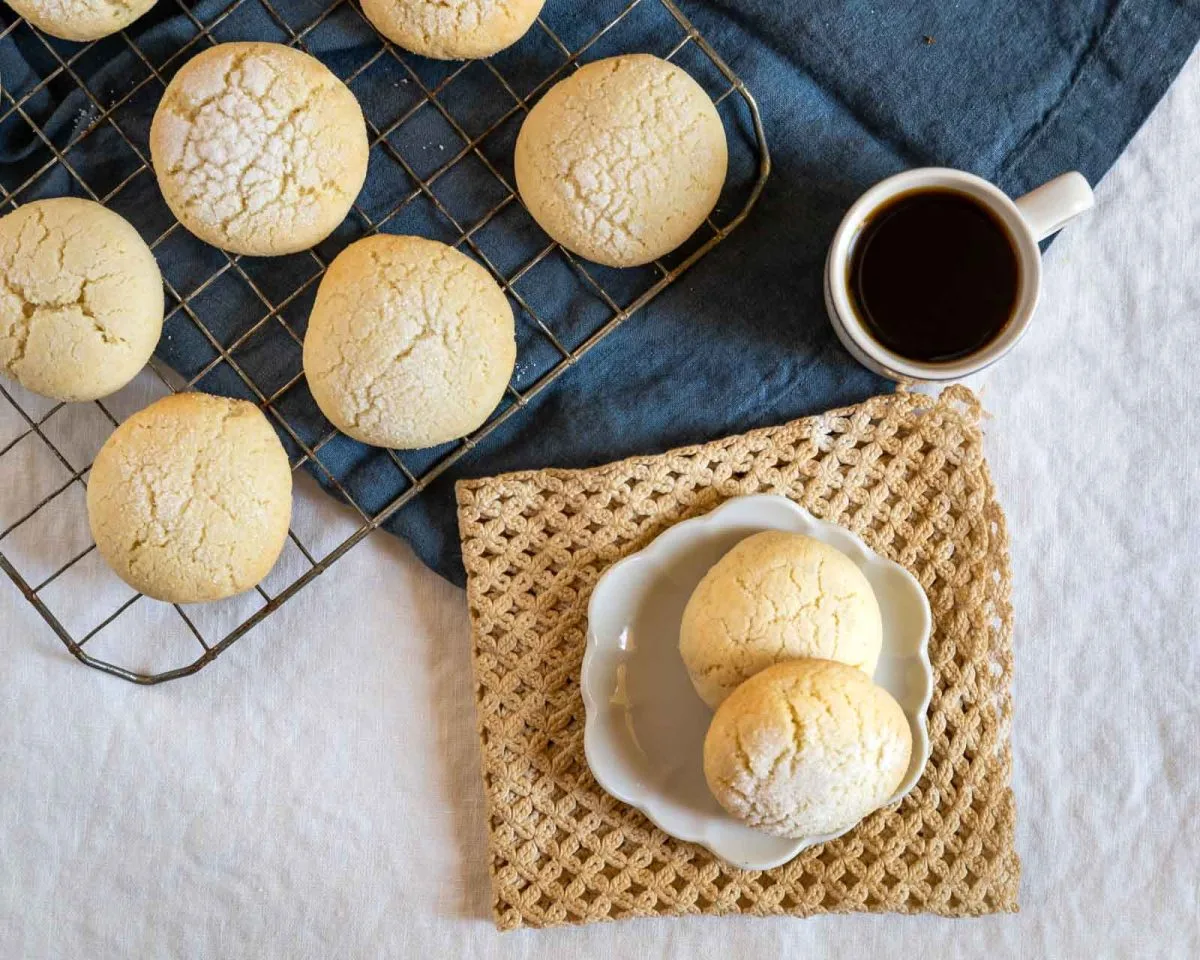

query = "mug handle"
1014;172;1095;242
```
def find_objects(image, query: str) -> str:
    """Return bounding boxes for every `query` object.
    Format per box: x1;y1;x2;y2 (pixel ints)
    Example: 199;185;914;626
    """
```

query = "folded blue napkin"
1;1;1196;585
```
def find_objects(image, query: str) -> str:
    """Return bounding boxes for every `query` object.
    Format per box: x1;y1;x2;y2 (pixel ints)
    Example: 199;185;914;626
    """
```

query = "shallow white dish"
580;494;933;871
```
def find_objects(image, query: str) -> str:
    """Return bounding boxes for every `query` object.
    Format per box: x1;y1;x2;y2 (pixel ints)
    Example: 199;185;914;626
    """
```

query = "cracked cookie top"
7;0;157;41
149;42;369;257
361;0;545;60
87;392;293;603
703;659;912;838
0;198;163;402
515;54;728;268
680;531;883;708
303;234;516;450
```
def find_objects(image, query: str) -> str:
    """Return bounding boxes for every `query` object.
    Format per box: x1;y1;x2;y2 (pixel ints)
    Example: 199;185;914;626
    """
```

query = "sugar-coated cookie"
704;659;912;838
7;0;157;41
680;531;883;708
149;42;368;257
361;0;546;60
303;234;515;449
0;198;163;402
515;54;728;268
87;393;293;603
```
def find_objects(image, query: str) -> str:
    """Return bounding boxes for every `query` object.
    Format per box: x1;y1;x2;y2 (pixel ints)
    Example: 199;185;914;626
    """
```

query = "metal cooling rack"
0;0;769;684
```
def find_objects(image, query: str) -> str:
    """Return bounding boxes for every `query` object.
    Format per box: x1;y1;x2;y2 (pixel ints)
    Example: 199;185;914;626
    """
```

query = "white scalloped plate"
581;494;933;870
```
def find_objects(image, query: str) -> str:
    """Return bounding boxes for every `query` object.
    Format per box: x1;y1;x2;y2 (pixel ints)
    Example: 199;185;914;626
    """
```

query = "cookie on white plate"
680;530;883;708
704;659;912;838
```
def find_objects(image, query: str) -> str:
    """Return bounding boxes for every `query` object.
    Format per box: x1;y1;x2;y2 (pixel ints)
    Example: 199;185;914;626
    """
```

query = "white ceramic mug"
824;168;1094;381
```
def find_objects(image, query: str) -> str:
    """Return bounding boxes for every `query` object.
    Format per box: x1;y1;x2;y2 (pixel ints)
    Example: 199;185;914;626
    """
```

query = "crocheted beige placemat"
456;387;1019;930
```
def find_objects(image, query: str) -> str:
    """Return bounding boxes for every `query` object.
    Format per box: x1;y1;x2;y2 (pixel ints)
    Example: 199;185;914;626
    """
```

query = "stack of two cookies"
680;532;913;839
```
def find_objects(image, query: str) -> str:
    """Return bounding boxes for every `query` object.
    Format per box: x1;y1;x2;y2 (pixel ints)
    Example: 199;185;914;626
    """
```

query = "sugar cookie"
303;234;515;449
0;198;162;402
149;42;369;256
87;393;293;603
704;659;912;838
515;54;728;267
680;531;882;708
361;0;546;59
6;0;157;41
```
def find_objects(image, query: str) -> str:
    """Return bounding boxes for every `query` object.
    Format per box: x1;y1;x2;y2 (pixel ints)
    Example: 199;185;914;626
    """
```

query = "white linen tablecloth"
2;48;1198;960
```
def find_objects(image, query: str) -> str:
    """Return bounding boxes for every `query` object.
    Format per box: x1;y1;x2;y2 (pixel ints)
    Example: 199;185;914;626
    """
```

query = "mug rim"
826;167;1042;381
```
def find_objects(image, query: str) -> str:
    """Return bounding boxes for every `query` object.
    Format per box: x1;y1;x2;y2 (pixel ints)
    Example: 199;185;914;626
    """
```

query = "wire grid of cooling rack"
0;0;769;684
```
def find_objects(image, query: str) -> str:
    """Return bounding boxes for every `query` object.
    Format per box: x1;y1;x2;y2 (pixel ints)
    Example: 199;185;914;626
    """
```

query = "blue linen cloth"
1;1;1197;585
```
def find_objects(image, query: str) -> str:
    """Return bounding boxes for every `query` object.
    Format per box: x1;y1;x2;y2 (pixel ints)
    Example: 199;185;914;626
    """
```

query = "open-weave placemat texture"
456;386;1019;930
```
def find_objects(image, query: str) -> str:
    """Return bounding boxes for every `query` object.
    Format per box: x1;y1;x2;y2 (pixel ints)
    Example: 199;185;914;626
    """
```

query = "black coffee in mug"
847;189;1020;363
